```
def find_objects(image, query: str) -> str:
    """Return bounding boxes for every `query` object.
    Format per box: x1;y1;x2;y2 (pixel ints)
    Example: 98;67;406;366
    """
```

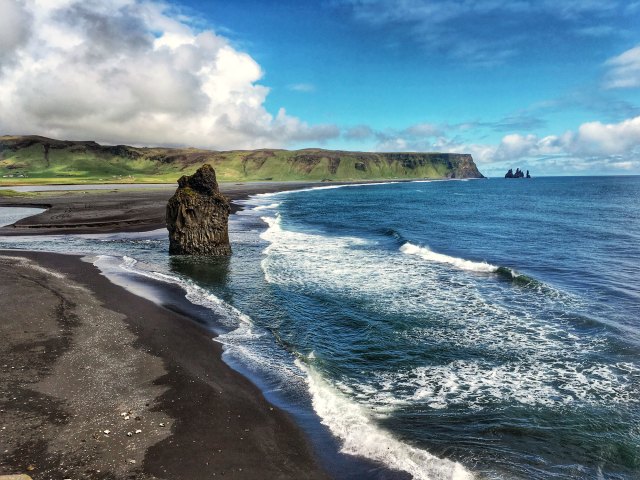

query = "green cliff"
0;135;484;184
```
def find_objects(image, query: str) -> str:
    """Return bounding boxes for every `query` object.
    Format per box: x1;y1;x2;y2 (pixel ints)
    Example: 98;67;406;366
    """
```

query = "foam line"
252;202;281;211
94;255;254;330
400;242;498;273
297;360;474;480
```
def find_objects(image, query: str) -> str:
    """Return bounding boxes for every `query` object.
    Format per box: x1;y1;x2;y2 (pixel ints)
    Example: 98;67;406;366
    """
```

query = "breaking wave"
400;242;497;273
400;242;539;286
297;360;474;480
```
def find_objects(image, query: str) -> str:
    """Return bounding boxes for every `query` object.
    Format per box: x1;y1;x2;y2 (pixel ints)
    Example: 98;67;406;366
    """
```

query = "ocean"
1;176;639;479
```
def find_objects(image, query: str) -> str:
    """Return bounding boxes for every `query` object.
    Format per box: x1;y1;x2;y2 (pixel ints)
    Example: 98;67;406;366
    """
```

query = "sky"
1;1;640;176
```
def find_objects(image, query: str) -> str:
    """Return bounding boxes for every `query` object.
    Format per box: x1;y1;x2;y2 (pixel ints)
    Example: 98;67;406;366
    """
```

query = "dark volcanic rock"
505;168;527;178
166;164;231;256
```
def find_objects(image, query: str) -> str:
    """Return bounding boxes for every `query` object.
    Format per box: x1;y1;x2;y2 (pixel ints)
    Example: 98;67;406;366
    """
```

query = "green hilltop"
0;135;484;184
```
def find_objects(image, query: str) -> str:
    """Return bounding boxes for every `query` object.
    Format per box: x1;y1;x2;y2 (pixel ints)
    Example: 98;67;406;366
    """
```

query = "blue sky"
1;0;640;175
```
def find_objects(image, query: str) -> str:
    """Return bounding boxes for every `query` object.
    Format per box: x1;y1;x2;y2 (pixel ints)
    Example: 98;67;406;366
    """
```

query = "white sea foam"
298;361;474;480
369;360;640;410
252;202;281;211
115;256;255;330
93;255;255;335
250;180;403;202
400;242;498;273
255;205;640;416
92;254;304;386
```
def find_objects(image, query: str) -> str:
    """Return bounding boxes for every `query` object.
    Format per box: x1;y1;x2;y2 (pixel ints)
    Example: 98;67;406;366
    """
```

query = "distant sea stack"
505;168;531;178
166;164;231;256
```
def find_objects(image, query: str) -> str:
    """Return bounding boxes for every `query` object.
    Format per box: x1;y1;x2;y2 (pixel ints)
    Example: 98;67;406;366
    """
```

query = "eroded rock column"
166;164;231;256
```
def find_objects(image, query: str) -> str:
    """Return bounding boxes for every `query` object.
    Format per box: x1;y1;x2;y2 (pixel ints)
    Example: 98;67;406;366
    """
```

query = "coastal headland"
0;135;484;185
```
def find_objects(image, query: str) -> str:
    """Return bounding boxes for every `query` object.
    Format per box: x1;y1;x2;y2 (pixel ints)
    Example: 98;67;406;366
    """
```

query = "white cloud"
0;0;338;149
0;0;32;62
573;116;640;155
287;83;316;92
403;122;442;137
611;161;634;169
604;45;640;89
491;116;640;163
366;116;640;173
493;133;566;160
344;125;374;140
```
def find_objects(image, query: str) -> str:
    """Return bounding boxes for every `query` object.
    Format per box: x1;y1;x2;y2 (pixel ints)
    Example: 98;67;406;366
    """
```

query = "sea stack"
505;168;527;178
166;164;231;256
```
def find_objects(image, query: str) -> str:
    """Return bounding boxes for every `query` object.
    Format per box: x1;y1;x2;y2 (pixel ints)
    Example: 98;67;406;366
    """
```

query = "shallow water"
0;207;46;227
1;177;638;479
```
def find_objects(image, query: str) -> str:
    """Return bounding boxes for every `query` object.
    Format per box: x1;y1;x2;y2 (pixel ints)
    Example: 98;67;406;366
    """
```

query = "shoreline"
0;179;465;479
0;250;330;479
0;181;405;479
0;182;319;236
0;178;468;236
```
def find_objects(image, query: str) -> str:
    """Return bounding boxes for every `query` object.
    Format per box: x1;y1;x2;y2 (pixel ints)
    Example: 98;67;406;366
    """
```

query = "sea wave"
297;360;474;480
400;242;498;273
95;254;311;383
252;202;281;211
97;253;477;479
250;180;415;202
399;242;540;286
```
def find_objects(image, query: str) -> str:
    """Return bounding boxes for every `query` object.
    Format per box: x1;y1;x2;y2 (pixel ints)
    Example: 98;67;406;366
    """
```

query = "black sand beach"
0;182;316;236
0;250;329;479
0;182;333;479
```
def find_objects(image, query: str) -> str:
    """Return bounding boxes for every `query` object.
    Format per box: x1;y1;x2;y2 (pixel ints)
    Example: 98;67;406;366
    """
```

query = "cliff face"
0;135;485;182
385;152;482;179
166;164;231;256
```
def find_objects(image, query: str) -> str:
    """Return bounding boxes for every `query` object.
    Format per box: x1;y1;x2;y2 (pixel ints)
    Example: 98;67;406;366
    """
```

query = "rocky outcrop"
166;164;231;256
505;168;528;178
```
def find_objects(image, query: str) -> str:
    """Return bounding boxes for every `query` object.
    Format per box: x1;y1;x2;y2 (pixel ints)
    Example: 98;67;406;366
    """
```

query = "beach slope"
0;251;328;479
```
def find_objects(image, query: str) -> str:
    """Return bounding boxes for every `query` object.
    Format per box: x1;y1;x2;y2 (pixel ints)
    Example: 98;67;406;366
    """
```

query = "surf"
297;360;474;480
400;242;540;286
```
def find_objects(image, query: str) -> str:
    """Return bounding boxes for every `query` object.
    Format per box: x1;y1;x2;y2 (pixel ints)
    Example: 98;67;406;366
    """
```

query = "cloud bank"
0;0;338;149
344;115;640;174
494;116;640;159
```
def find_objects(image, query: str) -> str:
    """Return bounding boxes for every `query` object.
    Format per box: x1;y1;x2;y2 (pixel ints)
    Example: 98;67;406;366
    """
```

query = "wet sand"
0;251;329;479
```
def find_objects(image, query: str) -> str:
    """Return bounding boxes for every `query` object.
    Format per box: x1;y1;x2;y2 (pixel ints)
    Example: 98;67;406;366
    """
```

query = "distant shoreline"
0;181;317;236
0;178;472;236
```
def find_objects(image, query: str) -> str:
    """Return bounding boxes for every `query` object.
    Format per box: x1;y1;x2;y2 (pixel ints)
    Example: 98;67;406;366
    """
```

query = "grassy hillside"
0;135;484;184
